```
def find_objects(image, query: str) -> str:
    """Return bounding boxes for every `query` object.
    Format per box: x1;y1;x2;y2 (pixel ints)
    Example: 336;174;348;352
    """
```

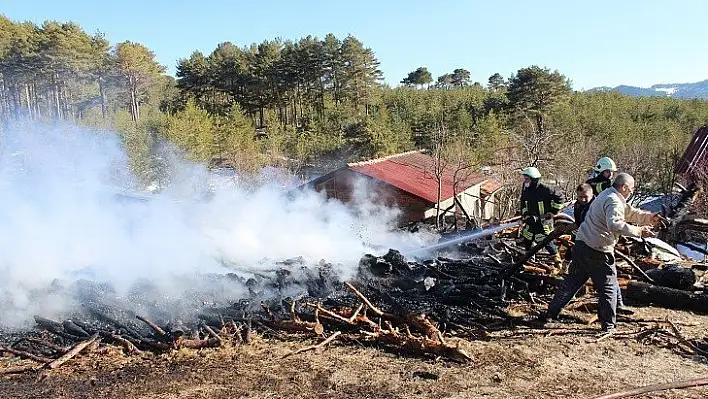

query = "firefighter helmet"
521;167;541;179
594;157;617;173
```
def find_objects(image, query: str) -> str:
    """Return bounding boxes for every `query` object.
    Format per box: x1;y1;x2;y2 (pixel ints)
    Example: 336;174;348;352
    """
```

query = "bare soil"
1;306;706;399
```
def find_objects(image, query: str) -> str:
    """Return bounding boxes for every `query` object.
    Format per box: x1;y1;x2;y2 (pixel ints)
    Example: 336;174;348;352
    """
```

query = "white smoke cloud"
0;120;435;328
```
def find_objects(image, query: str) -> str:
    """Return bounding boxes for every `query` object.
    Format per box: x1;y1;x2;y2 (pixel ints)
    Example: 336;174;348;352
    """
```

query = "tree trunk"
291;96;297;126
129;76;139;124
130;88;137;122
65;85;74;122
0;77;5;120
318;77;325;116
134;89;140;122
435;162;443;229
32;81;41;119
99;76;108;120
297;83;304;122
271;76;284;125
535;114;544;136
433;127;446;230
2;75;14;118
24;84;32;119
53;73;62;120
13;82;22;116
333;71;340;107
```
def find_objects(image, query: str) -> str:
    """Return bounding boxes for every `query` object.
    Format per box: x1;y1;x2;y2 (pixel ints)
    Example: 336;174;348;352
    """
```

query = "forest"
2;15;708;218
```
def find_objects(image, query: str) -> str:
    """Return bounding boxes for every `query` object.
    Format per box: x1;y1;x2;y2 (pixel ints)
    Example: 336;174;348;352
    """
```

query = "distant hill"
588;80;708;99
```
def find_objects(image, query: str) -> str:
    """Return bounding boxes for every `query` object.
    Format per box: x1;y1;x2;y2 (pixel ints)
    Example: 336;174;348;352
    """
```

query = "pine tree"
115;41;165;123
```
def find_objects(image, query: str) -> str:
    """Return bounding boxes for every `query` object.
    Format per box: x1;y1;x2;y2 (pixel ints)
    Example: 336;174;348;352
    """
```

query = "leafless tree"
447;136;479;229
431;124;447;230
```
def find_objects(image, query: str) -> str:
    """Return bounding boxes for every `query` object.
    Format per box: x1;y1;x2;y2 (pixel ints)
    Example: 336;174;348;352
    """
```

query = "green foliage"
113;109;157;186
162;99;214;162
488;73;506;91
401;67;433;88
114;41;165;123
451;69;471;87
213;104;265;172
359;108;414;158
2;14;708;199
507;66;572;117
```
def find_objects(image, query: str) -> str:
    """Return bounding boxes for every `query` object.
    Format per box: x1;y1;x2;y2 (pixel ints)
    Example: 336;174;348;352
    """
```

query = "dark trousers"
547;241;618;330
523;237;558;255
564;244;625;306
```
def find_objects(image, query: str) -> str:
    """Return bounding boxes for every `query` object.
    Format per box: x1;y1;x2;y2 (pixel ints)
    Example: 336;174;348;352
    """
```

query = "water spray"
407;221;521;256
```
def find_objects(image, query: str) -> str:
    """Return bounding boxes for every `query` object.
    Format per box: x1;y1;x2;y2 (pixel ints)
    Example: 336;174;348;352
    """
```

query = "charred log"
623;281;708;313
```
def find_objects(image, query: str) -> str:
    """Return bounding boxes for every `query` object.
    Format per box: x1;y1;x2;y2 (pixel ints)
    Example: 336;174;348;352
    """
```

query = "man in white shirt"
543;173;663;332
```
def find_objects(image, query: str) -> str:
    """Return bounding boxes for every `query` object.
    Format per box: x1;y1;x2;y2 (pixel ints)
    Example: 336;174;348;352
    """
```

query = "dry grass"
1;306;706;399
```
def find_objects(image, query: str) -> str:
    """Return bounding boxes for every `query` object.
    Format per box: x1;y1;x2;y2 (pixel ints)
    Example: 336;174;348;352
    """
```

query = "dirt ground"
1;306;706;399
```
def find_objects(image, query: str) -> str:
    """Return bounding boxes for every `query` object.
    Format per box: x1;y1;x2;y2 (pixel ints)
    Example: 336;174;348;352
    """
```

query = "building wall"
423;185;491;222
309;169;497;224
484;193;496;219
423;197;455;219
459;185;483;219
311;169;432;223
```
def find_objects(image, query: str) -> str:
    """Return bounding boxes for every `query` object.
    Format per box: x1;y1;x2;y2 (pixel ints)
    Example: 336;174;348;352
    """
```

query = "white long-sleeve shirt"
576;187;655;253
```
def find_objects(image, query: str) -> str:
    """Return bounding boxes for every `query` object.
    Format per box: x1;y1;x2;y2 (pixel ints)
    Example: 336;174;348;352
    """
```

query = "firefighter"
586;156;617;196
519;167;566;266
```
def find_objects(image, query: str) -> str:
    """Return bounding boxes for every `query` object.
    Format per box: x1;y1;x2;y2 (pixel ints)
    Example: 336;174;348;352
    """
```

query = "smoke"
0;120;434;329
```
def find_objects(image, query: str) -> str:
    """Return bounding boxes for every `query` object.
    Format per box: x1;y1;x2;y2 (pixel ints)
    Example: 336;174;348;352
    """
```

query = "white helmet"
521;167;541;179
594;157;617;173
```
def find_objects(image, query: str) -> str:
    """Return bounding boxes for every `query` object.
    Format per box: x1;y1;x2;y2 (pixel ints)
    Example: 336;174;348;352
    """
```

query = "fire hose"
501;213;576;278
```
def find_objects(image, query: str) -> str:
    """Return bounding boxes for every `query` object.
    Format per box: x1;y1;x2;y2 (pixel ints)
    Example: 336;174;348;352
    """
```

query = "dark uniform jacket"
571;198;594;239
573;199;593;226
586;174;611;196
520;182;565;240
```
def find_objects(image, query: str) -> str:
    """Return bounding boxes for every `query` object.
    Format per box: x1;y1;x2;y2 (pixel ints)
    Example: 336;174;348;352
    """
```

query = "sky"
2;0;707;90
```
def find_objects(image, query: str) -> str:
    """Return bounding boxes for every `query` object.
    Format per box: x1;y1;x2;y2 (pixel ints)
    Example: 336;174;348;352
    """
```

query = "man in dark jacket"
586;157;617;196
520;167;566;266
564;183;594;262
573;183;594;236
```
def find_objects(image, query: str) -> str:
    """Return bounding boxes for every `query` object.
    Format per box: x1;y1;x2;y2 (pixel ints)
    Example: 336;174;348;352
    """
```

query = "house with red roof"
303;150;503;223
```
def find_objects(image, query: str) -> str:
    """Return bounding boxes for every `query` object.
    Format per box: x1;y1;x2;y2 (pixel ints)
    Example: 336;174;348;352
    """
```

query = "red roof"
348;151;488;203
675;125;708;176
481;179;503;196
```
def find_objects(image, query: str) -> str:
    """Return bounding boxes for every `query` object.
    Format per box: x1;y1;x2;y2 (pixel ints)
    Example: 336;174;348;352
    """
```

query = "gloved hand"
523;215;539;224
651;213;668;228
640;226;656;238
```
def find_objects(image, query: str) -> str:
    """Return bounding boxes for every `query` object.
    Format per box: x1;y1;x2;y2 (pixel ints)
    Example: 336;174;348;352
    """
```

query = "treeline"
177;34;381;123
2;15;708;210
0;16;170;123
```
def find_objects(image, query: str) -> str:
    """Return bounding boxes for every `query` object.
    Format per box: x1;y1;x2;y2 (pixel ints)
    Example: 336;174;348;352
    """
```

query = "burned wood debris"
2;186;708;374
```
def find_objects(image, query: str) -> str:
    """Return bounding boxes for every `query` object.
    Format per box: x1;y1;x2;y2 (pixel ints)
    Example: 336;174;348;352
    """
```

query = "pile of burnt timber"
2;233;708;374
0;244;551;371
0;311;240;376
2;183;708;373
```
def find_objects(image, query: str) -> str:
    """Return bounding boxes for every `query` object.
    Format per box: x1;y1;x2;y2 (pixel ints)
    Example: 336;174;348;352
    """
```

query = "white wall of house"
459;184;483;219
482;193;496;219
423;197;455;219
420;184;499;221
